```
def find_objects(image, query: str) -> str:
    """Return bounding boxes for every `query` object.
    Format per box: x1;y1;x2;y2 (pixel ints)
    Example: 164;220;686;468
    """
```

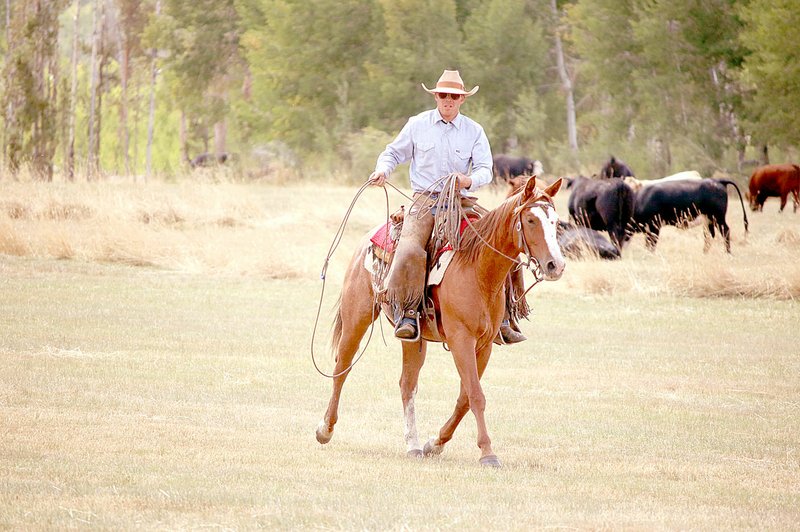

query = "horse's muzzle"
544;258;565;280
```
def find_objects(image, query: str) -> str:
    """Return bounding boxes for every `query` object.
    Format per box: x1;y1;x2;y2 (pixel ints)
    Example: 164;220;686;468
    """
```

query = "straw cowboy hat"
422;70;479;96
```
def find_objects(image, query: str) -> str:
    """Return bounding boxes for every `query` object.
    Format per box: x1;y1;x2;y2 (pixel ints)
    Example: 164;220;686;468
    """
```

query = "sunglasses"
436;92;463;100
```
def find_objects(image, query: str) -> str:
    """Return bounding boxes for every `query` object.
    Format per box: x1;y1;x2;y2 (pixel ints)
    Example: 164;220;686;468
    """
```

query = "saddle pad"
427;250;454;286
370;223;396;254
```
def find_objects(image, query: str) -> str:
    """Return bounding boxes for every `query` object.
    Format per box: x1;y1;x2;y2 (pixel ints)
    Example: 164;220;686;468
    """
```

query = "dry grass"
1;179;798;299
1;178;799;529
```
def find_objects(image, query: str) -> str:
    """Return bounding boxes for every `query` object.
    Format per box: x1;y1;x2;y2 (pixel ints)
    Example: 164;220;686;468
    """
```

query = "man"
369;69;525;343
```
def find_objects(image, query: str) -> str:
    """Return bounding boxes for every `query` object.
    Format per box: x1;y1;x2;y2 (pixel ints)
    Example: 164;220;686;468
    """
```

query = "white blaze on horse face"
530;203;566;275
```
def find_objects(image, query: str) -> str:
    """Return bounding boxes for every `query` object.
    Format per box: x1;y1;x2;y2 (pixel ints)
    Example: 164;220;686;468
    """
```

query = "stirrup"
493;320;527;345
394;308;420;342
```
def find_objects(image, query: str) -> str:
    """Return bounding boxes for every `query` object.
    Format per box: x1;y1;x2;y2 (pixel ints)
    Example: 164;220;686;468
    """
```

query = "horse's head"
514;177;566;281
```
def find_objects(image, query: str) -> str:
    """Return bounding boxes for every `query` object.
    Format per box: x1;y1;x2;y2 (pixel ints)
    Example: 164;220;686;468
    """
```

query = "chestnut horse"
315;177;566;467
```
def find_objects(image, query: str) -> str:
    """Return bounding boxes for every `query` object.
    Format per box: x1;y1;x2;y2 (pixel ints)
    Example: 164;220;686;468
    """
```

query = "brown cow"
747;164;800;212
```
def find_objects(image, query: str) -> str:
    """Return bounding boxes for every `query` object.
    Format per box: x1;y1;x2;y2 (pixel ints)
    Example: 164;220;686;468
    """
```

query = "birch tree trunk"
66;0;82;181
145;0;161;181
87;0;100;178
550;0;578;153
116;9;130;175
2;0;10;173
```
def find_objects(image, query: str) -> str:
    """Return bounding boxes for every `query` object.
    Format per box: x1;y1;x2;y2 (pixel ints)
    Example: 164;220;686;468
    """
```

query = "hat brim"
421;83;479;97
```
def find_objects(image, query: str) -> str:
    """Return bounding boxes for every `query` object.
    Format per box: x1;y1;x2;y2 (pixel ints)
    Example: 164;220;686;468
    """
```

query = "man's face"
435;92;464;121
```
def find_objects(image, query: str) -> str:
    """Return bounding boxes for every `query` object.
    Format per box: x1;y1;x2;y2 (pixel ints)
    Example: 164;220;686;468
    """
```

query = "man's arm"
466;127;493;191
373;119;415;182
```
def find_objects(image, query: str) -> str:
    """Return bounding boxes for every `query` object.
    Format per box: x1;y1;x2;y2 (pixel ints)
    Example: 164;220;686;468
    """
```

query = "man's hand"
369;171;387;187
454;173;472;190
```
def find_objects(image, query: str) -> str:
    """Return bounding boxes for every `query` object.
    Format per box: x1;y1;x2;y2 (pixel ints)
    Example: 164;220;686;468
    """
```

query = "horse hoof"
423;437;443;457
315;421;333;444
407;449;423;459
479;454;502;468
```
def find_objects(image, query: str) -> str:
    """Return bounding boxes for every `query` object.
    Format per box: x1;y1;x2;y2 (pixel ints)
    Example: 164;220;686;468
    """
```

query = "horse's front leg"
400;340;427;457
424;335;500;467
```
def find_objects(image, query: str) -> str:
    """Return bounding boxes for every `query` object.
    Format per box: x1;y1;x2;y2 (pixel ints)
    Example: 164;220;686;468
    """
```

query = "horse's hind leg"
400;340;427;457
316;262;379;445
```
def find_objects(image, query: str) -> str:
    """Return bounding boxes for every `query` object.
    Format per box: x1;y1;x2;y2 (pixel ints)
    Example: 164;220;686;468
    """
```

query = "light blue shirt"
375;109;493;193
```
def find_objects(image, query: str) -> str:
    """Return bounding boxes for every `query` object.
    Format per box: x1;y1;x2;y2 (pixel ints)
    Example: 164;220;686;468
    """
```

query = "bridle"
461;194;555;288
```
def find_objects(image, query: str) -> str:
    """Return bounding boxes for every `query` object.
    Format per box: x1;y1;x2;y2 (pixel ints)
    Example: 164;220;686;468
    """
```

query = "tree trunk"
213;120;227;157
179;110;189;166
550;0;578;154
66;0;82;181
2;0;10;173
145;0;160;181
116;9;130;176
87;0;100;179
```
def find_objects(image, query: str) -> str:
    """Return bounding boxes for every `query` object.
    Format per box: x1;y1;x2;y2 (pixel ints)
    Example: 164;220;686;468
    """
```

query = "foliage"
0;0;799;180
737;0;800;149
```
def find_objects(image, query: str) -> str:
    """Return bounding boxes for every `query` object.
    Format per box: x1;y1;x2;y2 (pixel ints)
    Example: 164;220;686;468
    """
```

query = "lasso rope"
311;175;548;379
311;179;416;379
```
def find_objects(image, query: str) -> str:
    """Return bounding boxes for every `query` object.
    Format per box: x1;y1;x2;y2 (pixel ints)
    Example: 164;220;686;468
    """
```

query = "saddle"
367;207;478;284
364;206;481;342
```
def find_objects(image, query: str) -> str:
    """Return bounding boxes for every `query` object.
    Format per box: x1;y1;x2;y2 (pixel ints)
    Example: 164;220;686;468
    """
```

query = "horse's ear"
522;173;538;200
544;177;563;197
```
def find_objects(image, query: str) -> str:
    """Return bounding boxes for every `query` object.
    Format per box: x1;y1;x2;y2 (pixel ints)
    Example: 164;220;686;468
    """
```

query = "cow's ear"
545;177;563;197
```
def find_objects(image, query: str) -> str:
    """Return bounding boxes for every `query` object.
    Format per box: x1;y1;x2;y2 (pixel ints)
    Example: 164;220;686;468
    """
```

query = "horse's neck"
474;225;520;288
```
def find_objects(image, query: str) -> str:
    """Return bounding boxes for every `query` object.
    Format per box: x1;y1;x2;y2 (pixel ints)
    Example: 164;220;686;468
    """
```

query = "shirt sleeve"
375;118;414;176
467;126;493;191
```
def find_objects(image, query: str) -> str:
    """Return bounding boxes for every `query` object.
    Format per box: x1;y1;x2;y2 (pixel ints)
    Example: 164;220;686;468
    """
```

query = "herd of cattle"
494;154;800;259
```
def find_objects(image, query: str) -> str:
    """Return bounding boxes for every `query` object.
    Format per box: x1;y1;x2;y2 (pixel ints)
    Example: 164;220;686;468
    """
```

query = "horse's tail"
330;294;343;357
716;179;749;234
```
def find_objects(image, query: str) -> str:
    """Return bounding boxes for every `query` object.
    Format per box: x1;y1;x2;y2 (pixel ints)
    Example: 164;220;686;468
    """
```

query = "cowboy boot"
494;319;527;345
394;308;418;340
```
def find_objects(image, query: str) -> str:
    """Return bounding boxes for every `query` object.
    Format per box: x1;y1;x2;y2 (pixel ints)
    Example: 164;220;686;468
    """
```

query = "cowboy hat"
421;70;479;96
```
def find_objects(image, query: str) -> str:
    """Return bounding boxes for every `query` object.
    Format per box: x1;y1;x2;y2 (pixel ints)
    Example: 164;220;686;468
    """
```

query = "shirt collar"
433;109;462;129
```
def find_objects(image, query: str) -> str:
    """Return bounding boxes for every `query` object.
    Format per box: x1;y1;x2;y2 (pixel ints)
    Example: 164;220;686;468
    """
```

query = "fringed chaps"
385;194;436;313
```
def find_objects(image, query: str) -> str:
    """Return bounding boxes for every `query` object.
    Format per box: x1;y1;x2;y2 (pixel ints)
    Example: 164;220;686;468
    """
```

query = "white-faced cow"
566;176;635;251
623;170;703;192
630;179;749;253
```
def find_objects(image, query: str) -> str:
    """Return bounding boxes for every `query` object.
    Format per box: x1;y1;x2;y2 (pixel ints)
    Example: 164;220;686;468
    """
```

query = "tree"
241;0;379;153
460;0;549;152
2;0;66;179
550;0;578;154
738;0;800;149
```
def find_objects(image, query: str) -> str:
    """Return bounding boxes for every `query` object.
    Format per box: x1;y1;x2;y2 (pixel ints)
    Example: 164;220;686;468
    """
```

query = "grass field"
1;179;799;529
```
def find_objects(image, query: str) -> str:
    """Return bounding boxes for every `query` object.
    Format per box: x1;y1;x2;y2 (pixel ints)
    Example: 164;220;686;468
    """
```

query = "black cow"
566;176;635;250
189;152;229;169
557;220;620;260
630;179;749;253
600;155;635;179
493;154;542;183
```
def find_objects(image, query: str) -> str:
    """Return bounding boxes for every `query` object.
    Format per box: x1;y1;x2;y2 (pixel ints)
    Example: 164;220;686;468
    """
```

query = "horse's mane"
456;192;522;264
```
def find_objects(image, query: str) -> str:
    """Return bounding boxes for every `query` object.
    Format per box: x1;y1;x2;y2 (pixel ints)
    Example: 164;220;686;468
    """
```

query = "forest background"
2;0;799;184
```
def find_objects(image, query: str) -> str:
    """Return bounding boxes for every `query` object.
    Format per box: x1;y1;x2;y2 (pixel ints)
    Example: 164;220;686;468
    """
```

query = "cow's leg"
704;220;716;253
399;339;427;457
780;193;788;212
316;265;379;445
719;221;731;253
